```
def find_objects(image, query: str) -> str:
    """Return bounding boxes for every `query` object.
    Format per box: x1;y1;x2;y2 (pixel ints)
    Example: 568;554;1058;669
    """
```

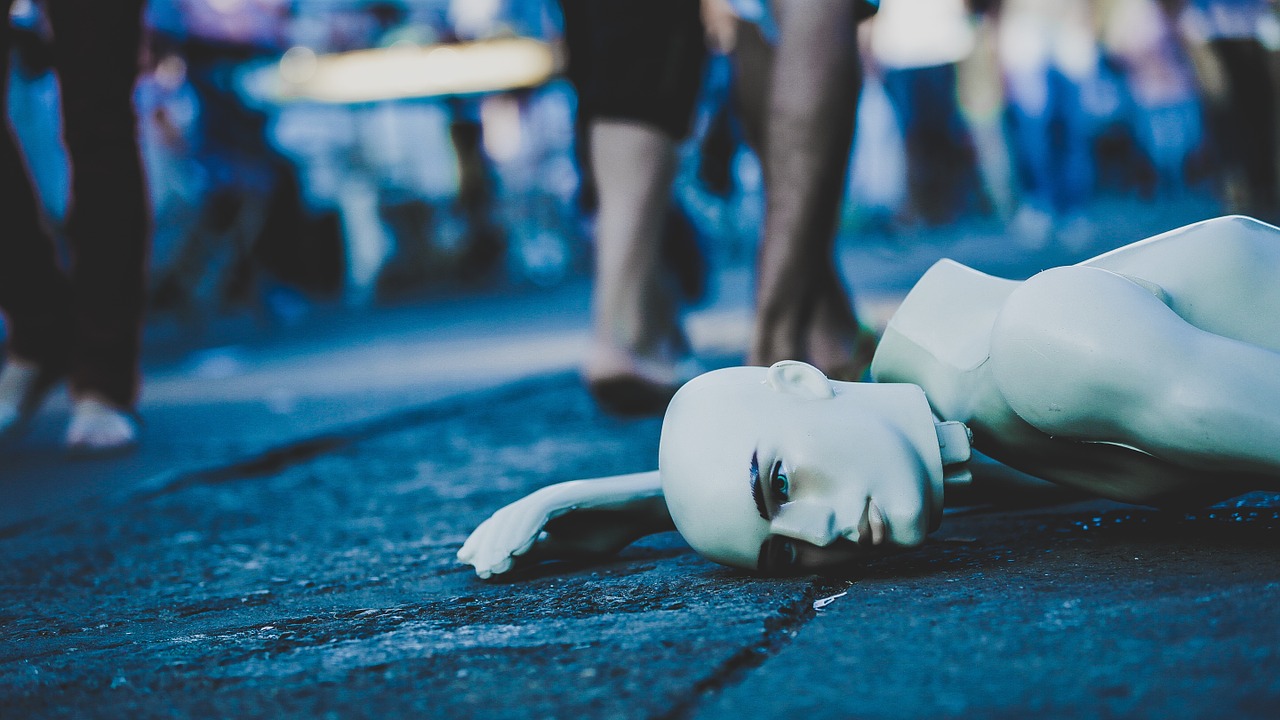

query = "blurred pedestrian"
1175;0;1278;218
866;0;985;226
712;0;880;379
0;0;149;452
561;0;710;415
572;0;882;416
148;0;341;319
998;0;1102;250
1102;0;1204;197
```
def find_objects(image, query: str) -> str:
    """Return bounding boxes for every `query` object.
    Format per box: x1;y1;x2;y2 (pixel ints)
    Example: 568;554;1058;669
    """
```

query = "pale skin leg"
583;120;681;383
747;0;867;378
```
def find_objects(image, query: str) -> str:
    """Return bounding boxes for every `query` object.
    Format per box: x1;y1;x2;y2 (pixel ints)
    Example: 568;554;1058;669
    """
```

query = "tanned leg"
749;0;864;374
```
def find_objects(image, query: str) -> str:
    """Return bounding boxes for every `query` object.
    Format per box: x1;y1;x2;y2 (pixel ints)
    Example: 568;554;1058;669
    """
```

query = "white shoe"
66;397;138;455
0;359;58;441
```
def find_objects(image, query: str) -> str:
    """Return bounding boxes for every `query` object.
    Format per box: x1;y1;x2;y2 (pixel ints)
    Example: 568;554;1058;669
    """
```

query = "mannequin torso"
873;215;1280;505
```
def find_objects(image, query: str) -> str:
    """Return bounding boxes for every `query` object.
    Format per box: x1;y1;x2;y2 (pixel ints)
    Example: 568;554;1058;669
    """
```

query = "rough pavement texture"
698;496;1280;719
4;372;1279;718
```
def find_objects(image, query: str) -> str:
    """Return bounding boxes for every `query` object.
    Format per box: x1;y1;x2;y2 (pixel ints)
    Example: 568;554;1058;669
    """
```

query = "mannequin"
459;215;1280;577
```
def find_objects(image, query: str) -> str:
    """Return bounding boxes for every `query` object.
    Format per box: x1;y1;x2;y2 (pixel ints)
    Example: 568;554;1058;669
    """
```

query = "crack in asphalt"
655;577;846;720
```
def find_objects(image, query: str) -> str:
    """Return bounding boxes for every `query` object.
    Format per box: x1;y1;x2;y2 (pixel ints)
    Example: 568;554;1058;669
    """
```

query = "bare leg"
583;120;683;409
749;0;865;375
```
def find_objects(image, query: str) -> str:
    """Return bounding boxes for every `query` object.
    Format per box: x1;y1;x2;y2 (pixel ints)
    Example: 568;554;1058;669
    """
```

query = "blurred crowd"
1;0;1278;449
854;0;1280;249
5;0;1277;319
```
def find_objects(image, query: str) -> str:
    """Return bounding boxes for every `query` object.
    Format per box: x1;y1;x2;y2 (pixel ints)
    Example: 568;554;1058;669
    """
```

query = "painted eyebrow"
750;450;769;520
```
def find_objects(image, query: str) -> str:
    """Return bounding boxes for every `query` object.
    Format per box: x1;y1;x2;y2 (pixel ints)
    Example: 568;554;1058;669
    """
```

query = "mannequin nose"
770;501;839;546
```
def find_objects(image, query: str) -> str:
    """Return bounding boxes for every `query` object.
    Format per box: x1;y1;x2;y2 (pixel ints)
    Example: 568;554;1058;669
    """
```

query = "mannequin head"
658;362;948;573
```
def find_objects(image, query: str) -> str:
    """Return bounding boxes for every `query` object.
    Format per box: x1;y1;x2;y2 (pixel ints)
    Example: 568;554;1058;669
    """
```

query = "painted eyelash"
750;450;768;520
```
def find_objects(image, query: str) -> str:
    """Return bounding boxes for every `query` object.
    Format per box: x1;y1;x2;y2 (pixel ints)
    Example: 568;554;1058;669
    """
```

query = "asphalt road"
4;372;1277;718
8;198;1276;718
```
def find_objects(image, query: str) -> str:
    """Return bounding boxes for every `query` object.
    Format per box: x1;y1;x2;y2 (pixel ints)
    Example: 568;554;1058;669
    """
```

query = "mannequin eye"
769;461;790;502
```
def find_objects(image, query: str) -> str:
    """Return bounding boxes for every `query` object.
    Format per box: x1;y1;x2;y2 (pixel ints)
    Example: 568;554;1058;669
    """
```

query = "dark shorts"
560;0;707;140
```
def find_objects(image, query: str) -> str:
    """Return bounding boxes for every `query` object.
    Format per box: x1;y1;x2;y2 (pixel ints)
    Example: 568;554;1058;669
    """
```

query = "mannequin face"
658;362;946;573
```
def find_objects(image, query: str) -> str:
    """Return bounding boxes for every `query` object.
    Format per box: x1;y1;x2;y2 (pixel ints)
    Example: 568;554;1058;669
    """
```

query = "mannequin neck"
871;259;1020;423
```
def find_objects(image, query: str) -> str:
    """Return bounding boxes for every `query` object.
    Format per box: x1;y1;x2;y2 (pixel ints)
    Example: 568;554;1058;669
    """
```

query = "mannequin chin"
658;361;948;572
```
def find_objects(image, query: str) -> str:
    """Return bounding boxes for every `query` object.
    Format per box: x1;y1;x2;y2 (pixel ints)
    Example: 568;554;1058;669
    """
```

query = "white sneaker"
66;397;138;455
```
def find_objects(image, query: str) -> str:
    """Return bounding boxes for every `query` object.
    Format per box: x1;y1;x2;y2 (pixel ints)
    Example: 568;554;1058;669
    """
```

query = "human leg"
584;120;682;386
47;0;148;449
1212;38;1278;216
728;18;773;158
883;64;974;225
0;0;74;437
749;0;866;375
1003;59;1055;244
565;0;706;414
958;12;1016;220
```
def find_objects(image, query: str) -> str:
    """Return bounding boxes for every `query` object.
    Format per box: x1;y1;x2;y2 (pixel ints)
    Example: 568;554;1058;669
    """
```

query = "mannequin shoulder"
986;266;1180;436
997;265;1167;325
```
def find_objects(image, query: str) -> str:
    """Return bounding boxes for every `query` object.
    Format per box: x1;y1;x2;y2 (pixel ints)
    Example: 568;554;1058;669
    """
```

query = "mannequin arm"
457;471;673;579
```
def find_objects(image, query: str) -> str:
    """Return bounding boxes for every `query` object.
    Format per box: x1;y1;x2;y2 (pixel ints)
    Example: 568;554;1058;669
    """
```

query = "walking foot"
584;344;697;418
66;396;138;456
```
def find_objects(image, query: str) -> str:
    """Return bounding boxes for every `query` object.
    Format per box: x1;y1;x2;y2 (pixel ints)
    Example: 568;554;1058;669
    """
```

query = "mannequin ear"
766;361;835;400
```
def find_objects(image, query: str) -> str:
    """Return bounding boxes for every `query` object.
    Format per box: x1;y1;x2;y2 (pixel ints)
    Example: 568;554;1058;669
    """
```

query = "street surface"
5;198;1278;717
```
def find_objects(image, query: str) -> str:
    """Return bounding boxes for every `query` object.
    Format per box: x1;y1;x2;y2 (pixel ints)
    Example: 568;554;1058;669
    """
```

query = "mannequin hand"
457;472;669;579
457;481;583;579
